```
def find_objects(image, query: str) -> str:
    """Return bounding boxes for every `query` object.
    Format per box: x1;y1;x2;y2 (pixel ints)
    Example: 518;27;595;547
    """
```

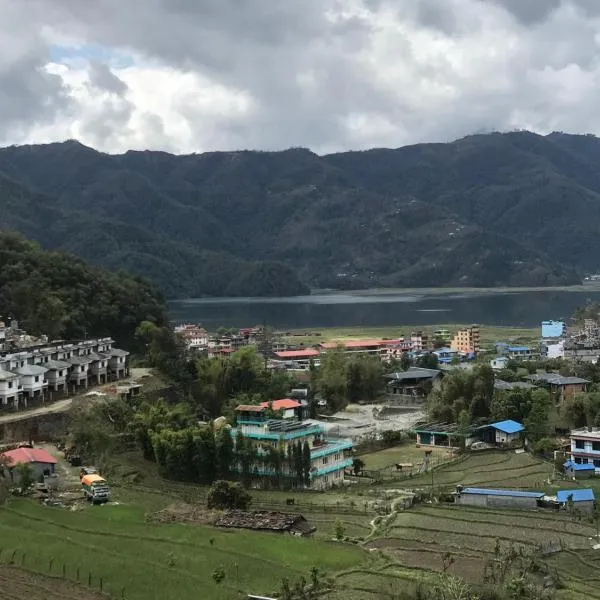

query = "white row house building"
0;337;129;411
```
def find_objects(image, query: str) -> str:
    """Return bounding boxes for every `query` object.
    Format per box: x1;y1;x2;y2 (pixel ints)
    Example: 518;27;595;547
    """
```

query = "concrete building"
272;349;320;370
450;325;480;354
541;321;566;339
44;360;70;394
454;487;543;509
1;447;57;484
0;368;20;410
232;405;353;490
570;428;600;471
433;348;459;364
14;364;48;405
490;356;509;370
506;346;534;361
556;489;595;513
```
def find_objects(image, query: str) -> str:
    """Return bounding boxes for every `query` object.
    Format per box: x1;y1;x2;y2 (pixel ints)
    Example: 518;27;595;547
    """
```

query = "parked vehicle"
81;474;110;504
79;466;98;480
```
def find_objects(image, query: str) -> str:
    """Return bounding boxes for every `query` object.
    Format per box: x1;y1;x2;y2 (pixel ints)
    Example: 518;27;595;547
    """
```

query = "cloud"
3;0;600;153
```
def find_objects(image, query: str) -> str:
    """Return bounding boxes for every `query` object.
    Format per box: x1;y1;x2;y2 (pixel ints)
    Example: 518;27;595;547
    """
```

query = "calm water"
169;289;600;330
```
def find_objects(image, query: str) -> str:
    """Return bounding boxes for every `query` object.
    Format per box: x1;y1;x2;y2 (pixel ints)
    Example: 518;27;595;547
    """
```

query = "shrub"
207;480;251;510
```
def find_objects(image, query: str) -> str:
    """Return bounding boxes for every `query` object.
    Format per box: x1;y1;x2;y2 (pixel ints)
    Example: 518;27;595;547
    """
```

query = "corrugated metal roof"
488;420;524;434
1;447;57;465
260;399;301;410
557;489;595;503
461;487;543;498
564;461;595;471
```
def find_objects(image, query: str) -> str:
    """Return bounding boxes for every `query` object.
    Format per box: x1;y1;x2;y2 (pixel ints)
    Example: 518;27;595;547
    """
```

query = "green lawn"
360;444;455;472
282;324;539;350
0;499;365;600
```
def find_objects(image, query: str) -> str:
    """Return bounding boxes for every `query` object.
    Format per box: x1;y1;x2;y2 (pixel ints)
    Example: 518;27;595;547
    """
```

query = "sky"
2;0;600;154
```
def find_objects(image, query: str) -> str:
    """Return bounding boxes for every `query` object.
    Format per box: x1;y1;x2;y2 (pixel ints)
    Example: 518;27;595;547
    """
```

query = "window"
583;458;589;464
34;376;39;383
575;440;585;449
322;457;328;465
8;381;12;389
59;370;63;377
575;457;582;464
593;442;600;452
45;357;48;363
594;460;600;468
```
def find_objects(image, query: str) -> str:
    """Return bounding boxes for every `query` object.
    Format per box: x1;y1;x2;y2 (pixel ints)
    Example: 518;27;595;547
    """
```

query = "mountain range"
1;130;599;297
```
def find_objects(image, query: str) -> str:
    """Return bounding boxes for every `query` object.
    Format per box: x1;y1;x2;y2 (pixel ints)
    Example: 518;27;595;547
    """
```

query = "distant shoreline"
170;283;600;303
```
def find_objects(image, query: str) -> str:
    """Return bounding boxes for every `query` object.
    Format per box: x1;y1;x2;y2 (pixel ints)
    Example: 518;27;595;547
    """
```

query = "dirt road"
0;398;74;425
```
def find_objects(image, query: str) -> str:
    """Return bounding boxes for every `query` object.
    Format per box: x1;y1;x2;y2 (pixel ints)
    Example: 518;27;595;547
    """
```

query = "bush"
207;480;251;510
534;437;559;454
381;430;403;447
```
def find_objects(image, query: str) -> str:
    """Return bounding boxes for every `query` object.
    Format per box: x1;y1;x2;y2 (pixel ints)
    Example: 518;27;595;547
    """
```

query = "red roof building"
260;399;302;411
1;447;57;466
274;349;320;359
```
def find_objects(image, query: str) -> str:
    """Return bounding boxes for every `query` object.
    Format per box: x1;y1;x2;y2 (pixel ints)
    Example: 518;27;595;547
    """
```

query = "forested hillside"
3;131;600;296
0;232;168;348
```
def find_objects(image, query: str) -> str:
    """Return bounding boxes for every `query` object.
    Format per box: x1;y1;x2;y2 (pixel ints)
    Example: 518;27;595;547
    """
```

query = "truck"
81;474;111;504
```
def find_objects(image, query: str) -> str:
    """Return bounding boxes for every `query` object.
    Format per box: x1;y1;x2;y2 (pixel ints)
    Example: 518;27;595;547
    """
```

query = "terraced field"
0;566;108;600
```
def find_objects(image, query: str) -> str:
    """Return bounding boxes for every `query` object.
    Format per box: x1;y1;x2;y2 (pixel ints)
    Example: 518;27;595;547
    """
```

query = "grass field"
0;500;366;600
359;444;455;472
282;324;539;349
4;447;598;599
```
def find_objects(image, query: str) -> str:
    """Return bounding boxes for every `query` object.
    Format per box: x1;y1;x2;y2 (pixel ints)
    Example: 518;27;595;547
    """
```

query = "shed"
412;422;477;447
563;460;595;479
556;489;595;513
0;447;57;484
386;367;441;397
214;511;315;536
454;487;543;509
479;420;524;445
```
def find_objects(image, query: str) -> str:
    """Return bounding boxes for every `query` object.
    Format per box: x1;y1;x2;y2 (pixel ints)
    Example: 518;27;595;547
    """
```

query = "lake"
169;288;600;330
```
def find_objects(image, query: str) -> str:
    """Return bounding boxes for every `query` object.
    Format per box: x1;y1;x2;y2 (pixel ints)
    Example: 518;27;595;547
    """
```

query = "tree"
524;389;551;442
302;441;312;486
416;353;439;370
215;427;235;479
352;457;365;476
317;349;348;411
207;480;251;510
333;519;346;540
212;566;225;585
14;463;34;493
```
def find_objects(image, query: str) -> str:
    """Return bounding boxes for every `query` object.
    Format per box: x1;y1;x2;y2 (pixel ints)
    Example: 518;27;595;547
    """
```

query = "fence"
0;546;127;598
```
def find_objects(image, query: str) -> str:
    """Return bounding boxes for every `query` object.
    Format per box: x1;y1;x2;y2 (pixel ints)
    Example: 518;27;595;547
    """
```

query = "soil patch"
0;566;108;600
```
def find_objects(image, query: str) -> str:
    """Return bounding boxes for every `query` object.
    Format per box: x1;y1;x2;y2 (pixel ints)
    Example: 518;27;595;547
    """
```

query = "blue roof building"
455;487;543;509
556;488;595;512
557;488;595;503
542;320;565;339
478;419;525;446
489;420;525;435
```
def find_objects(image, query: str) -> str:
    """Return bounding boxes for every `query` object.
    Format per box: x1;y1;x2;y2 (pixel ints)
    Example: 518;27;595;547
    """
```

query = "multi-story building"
232;405;353;490
174;324;209;350
450;325;480;354
271;349;321;371
570;428;600;471
410;331;429;352
0;337;130;410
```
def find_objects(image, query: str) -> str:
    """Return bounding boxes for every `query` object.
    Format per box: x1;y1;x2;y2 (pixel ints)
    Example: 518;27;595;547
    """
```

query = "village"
3;315;600;598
